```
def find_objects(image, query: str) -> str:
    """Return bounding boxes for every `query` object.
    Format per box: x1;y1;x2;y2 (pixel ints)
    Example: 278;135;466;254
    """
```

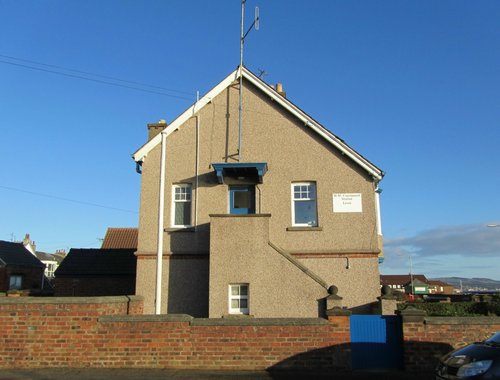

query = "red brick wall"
3;297;498;372
402;317;500;371
0;297;350;370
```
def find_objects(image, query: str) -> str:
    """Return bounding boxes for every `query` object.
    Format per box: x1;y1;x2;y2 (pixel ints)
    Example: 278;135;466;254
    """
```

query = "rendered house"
133;67;385;317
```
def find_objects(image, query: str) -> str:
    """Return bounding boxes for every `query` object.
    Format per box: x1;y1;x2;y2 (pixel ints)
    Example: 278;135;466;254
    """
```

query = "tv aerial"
238;1;260;161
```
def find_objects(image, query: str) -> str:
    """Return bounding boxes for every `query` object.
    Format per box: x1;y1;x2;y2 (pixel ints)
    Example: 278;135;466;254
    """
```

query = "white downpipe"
194;116;200;230
375;184;383;236
155;132;167;315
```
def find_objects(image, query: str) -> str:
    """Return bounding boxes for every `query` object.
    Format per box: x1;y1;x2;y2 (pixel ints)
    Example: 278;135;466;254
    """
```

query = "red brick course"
0;297;350;370
3;297;498;372
402;318;500;371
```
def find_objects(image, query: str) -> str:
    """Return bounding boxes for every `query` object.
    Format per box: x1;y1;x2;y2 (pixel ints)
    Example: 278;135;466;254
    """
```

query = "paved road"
0;368;434;380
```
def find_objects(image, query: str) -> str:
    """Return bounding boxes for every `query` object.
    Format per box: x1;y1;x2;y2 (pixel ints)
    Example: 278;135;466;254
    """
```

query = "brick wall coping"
0;295;143;305
425;316;500;325
99;314;330;326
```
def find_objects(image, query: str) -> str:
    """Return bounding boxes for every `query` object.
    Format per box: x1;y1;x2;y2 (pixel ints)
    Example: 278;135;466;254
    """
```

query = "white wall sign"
333;193;362;213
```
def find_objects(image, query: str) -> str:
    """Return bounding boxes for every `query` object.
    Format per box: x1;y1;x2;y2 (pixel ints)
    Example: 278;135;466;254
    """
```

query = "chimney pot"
275;83;286;98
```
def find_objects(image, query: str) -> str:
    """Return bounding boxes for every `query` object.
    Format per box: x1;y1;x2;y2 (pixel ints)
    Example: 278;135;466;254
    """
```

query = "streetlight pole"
409;254;414;298
397;252;414;297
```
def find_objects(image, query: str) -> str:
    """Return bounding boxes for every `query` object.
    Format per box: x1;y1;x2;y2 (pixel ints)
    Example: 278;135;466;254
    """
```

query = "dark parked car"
436;332;500;379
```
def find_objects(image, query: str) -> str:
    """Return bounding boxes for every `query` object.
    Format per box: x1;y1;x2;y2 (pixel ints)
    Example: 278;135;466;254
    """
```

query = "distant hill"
432;277;500;291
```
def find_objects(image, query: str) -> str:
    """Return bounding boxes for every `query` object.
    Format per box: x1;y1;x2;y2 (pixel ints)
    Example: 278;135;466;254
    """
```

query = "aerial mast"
238;0;259;161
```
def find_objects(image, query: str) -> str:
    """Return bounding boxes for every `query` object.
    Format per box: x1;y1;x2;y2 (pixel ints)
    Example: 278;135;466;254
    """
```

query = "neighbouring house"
53;248;136;296
0;240;47;293
427;280;454;294
380;274;454;296
21;234;66;279
404;278;430;295
132;66;385;317
380;274;429;293
101;228;138;249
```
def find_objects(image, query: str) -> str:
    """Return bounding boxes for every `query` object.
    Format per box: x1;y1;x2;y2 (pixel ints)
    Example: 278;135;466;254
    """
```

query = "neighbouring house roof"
34;251;65;264
132;66;384;181
427;280;453;287
55;249;136;277
404;278;429;287
380;274;429;286
0;240;45;268
101;228;138;249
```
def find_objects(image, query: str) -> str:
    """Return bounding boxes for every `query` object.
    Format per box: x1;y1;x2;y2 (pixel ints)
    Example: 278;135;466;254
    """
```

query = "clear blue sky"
1;1;499;280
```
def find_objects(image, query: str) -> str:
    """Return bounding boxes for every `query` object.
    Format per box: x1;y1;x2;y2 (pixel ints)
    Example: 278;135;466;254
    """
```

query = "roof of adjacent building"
101;228;138;249
0;240;45;268
132;66;384;181
380;274;429;286
54;248;136;277
427;280;453;287
34;251;65;264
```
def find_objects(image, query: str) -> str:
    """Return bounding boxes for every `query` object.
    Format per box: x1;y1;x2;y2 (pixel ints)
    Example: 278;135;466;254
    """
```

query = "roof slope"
380;274;429;286
55;248;136;277
34;251;65;263
132;66;384;181
101;228;138;249
0;240;45;268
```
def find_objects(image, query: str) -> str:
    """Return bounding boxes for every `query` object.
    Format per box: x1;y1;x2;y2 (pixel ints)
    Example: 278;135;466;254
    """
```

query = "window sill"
164;227;195;233
286;226;323;231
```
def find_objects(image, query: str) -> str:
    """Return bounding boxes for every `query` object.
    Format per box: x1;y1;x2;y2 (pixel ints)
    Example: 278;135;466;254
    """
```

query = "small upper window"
229;284;249;315
292;182;318;226
9;275;23;290
172;184;192;227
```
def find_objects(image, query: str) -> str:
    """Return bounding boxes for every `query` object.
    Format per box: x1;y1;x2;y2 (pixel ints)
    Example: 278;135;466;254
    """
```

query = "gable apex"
132;66;384;181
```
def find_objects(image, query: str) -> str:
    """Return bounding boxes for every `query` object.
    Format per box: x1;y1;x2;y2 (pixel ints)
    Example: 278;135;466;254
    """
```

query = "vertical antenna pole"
238;0;245;162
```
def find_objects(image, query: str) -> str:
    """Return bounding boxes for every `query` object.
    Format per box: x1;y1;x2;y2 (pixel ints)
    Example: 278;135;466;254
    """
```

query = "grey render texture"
133;67;384;317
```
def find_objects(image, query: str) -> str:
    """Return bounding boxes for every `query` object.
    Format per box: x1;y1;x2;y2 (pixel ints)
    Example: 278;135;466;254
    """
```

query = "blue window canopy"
211;162;268;184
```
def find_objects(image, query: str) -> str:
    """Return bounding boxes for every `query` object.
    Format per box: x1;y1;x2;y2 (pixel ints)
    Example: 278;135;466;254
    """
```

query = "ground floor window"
229;284;249;315
9;275;23;290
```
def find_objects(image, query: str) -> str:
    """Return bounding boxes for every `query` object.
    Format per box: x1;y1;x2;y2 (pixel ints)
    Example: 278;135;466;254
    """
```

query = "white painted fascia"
132;69;239;163
132;66;383;181
241;67;384;180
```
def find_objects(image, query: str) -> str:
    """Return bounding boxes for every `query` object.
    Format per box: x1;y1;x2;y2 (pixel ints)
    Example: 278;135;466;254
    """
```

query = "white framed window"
228;284;249;315
9;275;23;290
171;184;192;227
291;182;318;226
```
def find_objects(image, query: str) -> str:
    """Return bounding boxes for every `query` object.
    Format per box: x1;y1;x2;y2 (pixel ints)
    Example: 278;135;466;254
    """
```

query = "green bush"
397;301;500;316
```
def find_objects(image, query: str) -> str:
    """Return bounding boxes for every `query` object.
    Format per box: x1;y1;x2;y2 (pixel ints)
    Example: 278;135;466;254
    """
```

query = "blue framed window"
229;186;255;215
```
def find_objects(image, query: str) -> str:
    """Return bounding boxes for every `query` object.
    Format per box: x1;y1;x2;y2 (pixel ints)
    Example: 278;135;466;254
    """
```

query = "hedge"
397;301;500;316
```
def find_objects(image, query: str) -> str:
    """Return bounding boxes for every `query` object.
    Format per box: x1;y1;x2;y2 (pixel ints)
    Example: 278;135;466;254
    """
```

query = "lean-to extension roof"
132;66;384;181
55;248;136;277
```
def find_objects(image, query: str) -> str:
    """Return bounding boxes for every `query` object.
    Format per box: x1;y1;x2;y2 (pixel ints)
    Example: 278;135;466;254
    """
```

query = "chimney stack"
275;83;286;98
147;119;168;141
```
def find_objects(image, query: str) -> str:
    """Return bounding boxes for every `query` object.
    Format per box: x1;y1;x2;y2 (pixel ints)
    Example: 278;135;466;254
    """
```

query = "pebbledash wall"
1;296;499;371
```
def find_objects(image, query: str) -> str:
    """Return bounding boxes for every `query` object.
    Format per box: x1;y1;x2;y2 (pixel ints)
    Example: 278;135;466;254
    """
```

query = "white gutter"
155;132;167;315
